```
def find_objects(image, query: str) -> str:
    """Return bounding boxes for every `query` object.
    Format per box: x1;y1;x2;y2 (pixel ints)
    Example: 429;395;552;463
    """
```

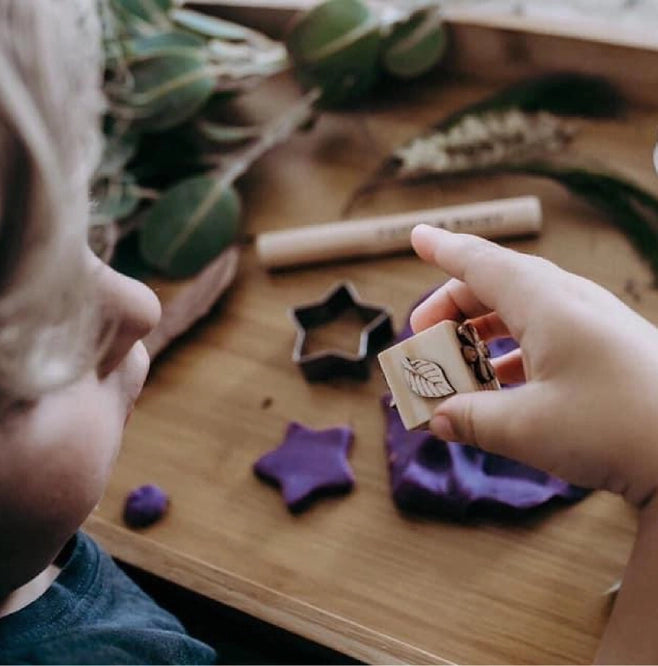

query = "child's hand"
410;224;658;508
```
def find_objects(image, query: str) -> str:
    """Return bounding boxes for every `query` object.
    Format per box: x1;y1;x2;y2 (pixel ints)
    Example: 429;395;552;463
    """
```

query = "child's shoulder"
0;532;216;664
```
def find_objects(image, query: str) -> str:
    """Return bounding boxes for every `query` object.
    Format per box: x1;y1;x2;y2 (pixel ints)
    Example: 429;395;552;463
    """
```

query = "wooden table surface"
87;71;658;664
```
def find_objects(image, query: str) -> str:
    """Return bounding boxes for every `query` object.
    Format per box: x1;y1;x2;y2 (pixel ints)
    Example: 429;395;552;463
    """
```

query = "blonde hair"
0;0;105;408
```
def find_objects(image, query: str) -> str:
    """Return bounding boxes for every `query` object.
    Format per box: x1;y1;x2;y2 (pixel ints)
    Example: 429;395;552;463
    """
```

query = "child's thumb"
429;388;528;458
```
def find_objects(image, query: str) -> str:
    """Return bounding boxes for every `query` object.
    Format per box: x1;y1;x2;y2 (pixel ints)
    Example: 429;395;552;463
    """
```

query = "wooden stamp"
378;321;500;431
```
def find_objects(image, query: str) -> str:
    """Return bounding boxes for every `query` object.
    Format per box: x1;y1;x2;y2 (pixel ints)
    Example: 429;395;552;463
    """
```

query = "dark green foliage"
435;72;625;132
139;176;241;278
515;160;658;284
286;0;382;107
111;52;216;132
381;7;447;80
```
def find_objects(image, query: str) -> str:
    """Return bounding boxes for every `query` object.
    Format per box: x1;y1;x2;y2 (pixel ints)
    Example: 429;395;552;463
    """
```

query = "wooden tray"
87;5;658;664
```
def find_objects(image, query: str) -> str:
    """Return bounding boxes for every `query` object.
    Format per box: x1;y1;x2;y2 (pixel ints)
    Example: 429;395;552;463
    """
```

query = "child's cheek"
36;376;127;523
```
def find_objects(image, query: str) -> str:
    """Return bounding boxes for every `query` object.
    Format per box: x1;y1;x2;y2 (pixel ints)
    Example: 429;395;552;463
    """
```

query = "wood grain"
87;71;658;663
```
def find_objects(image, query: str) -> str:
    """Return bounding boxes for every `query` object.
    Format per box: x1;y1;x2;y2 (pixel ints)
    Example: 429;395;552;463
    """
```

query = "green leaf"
128;124;207;186
111;0;172;24
97;128;140;178
139;175;241;277
121;30;206;60
286;0;381;107
381;8;447;80
92;172;141;222
197;119;261;144
508;159;658;284
170;8;259;41
114;53;215;131
112;232;155;281
434;73;625;131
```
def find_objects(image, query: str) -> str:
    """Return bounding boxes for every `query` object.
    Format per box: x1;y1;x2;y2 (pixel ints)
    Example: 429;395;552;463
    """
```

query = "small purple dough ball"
123;484;169;528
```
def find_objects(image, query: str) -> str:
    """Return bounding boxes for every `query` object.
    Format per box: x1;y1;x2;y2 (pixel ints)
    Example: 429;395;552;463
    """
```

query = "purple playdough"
123;484;169;528
384;305;588;520
254;422;355;513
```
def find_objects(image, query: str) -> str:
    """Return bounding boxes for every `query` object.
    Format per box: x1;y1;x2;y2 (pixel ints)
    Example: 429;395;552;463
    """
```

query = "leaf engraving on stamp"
401;357;456;399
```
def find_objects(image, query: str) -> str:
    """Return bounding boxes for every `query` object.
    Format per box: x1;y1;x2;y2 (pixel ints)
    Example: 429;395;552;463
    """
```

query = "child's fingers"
429;385;527;449
492;348;526;385
410;277;492;332
411;225;557;338
429;384;554;473
470;313;524;382
411;224;518;288
469;312;512;342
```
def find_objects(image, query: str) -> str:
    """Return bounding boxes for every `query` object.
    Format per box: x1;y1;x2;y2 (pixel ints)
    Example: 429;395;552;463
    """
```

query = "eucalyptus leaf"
508;159;658;283
208;89;319;187
114;53;215;131
139;175;241;277
112;231;155;281
111;0;172;25
129;124;208;186
381;7;447;79
121;30;206;60
96;129;140;178
170;8;260;42
197;119;261;144
286;0;382;107
92;172;142;222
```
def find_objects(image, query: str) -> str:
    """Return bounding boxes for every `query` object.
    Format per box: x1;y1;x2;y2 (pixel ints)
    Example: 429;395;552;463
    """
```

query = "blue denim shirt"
0;531;216;664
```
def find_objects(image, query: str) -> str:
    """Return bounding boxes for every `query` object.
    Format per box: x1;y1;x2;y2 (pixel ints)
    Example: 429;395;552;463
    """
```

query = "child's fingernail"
430;414;457;441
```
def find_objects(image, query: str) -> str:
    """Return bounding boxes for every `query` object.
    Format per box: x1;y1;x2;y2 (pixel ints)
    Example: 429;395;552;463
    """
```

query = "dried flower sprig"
394;109;575;176
345;72;625;212
346;73;658;283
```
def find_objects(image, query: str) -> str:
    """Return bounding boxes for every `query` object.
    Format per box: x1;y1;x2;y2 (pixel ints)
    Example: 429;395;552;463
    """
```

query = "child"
0;1;214;663
411;224;658;664
0;2;655;665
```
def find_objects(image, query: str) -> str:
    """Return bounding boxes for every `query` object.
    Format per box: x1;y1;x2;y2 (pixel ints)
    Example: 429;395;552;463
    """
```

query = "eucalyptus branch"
196;120;262;144
208;87;321;189
152;88;321;271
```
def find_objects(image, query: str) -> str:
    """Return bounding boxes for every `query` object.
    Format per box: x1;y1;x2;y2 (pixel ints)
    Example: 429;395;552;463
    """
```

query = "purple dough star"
254;422;355;513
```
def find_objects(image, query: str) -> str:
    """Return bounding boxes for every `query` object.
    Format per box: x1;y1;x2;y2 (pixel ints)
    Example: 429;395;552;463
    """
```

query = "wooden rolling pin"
255;195;542;269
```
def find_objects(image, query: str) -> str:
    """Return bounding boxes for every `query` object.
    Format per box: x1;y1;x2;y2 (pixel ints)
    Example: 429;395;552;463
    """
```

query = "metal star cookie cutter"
291;282;394;381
